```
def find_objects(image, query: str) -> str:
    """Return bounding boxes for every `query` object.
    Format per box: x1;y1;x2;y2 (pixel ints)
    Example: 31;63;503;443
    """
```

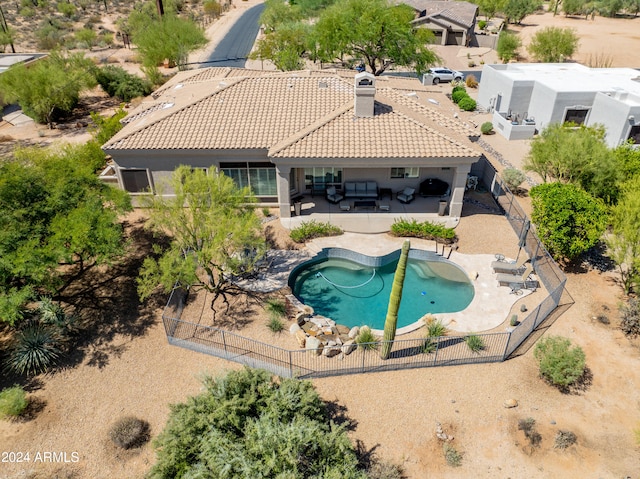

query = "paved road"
200;3;265;68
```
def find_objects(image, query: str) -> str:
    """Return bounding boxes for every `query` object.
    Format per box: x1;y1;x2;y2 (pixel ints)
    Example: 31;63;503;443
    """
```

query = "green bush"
533;336;586;389
390;219;456;243
451;84;466;95
425;317;448;338
290;220;342;243
109;416;150;449
465;334;485;353
510;314;518;326
265;298;286;319
267;317;285;333
0;386;28;419
451;90;468;104
480;122;494;135
458;96;477;111
57;1;77;18
478;20;487;30
95;65;153;102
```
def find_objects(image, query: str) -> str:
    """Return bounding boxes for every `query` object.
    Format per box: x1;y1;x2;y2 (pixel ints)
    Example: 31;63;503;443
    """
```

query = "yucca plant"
7;324;61;375
37;297;75;333
426;317;448;338
381;240;410;359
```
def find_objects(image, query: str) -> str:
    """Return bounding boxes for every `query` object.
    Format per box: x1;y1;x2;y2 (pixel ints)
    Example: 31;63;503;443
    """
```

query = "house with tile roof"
401;0;478;46
477;63;640;146
102;67;482;220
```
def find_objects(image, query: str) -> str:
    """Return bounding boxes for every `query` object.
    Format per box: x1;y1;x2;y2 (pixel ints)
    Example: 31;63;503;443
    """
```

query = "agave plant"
7;323;61;376
37;297;76;333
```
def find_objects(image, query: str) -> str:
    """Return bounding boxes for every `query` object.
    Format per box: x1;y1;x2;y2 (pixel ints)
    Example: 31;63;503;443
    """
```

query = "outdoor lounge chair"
496;264;538;289
397;187;415;204
491;256;529;274
326;186;344;204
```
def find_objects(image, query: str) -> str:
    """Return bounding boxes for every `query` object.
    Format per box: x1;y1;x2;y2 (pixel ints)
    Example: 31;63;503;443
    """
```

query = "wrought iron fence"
161;158;571;377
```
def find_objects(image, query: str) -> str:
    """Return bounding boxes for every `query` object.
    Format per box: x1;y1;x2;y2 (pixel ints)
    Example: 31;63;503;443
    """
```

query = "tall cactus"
380;240;410;359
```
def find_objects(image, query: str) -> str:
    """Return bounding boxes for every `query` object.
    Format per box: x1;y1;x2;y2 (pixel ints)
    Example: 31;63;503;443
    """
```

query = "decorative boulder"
348;326;360;339
336;324;350;335
289;323;302;334
323;346;341;358
295;311;309;325
503;398;519;408
341;340;356;355
305;336;322;354
295;329;307;348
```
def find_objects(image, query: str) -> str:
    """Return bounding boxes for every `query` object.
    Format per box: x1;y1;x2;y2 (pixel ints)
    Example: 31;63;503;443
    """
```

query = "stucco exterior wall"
589;92;640;147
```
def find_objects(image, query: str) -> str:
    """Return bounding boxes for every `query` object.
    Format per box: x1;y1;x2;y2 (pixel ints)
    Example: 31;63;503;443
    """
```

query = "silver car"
427;67;465;84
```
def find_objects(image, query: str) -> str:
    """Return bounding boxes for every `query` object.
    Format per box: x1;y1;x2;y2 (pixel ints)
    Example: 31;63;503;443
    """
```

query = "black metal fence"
161;158;571;377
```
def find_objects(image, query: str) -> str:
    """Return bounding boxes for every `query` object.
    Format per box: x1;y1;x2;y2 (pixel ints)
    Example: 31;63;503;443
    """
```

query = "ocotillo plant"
380;240;410;359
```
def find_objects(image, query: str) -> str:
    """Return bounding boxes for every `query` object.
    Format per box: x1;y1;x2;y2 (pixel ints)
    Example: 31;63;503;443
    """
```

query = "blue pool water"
290;256;474;330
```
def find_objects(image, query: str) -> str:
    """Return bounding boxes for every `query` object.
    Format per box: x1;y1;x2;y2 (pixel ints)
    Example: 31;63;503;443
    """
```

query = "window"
220;162;277;197
564;108;589;125
628;125;640;144
303;167;343;189
390;167;419;178
121;169;151;193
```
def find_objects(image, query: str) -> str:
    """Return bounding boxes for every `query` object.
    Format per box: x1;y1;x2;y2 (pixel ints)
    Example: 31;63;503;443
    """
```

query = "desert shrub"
75;28;97;49
554;430;577;449
36;23;66;50
451;90;468;104
265;298;286;319
443;443;462;467
533;336;586;389
368;460;404;479
7;324;62;376
458;96;477;111
290;220;342;243
465;334;485;352
0;386;28;419
480;122;494;135
356;327;378;350
57;1;77;18
518;417;542;447
620;297;640;337
390;219;456;243
204;0;222;17
465;74;478;88
467;60;476;67
109;416;150;449
478;20;487;30
520;304;528;312
261;207;271;217
510;314;518;326
426;316;448;338
95;65;153;102
502;168;526;191
20;7;36;18
267;317;285;333
421;338;437;353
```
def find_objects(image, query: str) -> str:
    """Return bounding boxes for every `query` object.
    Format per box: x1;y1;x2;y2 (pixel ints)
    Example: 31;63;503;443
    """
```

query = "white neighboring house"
477;63;640;147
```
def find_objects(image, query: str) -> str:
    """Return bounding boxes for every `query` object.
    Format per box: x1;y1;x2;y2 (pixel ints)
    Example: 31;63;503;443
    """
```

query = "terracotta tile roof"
104;68;480;161
270;101;478;158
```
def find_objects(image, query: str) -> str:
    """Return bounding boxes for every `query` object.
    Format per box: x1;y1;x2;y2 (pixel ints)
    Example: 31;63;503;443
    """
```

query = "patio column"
449;164;471;218
276;165;291;218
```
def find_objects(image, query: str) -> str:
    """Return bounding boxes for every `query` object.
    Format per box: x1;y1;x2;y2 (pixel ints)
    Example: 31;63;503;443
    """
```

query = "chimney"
354;72;376;117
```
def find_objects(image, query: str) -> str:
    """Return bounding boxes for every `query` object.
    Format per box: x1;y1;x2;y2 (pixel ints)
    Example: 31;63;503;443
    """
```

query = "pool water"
291;257;474;330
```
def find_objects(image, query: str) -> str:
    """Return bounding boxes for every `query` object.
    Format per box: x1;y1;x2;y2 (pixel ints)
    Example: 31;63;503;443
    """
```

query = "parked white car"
427;67;465;84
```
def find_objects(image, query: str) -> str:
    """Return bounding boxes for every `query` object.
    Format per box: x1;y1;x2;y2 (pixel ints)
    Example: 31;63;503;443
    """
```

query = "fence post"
289;350;293;378
221;329;228;359
433;338;439;366
362;349;366;373
503;331;512;360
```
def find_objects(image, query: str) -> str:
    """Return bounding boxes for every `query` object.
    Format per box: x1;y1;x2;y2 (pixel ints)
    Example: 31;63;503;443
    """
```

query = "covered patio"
280;193;458;233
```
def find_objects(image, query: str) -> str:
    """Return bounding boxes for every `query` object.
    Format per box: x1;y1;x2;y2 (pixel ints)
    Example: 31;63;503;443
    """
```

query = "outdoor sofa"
344;181;379;199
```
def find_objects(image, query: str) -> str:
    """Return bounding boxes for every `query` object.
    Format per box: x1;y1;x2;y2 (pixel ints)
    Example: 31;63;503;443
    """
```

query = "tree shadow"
53;217;164;371
325;399;358;431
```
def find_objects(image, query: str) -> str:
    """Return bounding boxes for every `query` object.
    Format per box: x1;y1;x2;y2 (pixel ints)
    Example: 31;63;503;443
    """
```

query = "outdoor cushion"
402;187;415;196
326;186;336;196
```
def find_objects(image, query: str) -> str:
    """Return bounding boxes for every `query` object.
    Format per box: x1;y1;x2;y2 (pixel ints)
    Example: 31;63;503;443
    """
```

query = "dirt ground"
2;5;640;479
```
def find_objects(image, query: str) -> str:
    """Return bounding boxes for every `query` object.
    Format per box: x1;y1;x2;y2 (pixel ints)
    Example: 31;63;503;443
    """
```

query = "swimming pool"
288;249;475;331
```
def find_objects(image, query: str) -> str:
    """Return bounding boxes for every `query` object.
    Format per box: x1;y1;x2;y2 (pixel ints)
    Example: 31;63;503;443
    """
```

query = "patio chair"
491;256;529;274
326;186;344;204
496;264;538;290
397;187;415;204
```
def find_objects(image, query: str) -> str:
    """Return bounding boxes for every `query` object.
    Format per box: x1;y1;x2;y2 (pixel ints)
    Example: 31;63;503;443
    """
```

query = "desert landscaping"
1;1;640;478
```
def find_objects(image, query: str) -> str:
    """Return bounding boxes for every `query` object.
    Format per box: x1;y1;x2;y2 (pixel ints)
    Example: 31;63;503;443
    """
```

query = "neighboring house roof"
104;69;480;160
401;0;478;29
0;53;48;74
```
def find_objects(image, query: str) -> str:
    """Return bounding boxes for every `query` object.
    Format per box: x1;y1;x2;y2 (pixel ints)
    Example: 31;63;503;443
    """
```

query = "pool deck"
236;232;535;335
